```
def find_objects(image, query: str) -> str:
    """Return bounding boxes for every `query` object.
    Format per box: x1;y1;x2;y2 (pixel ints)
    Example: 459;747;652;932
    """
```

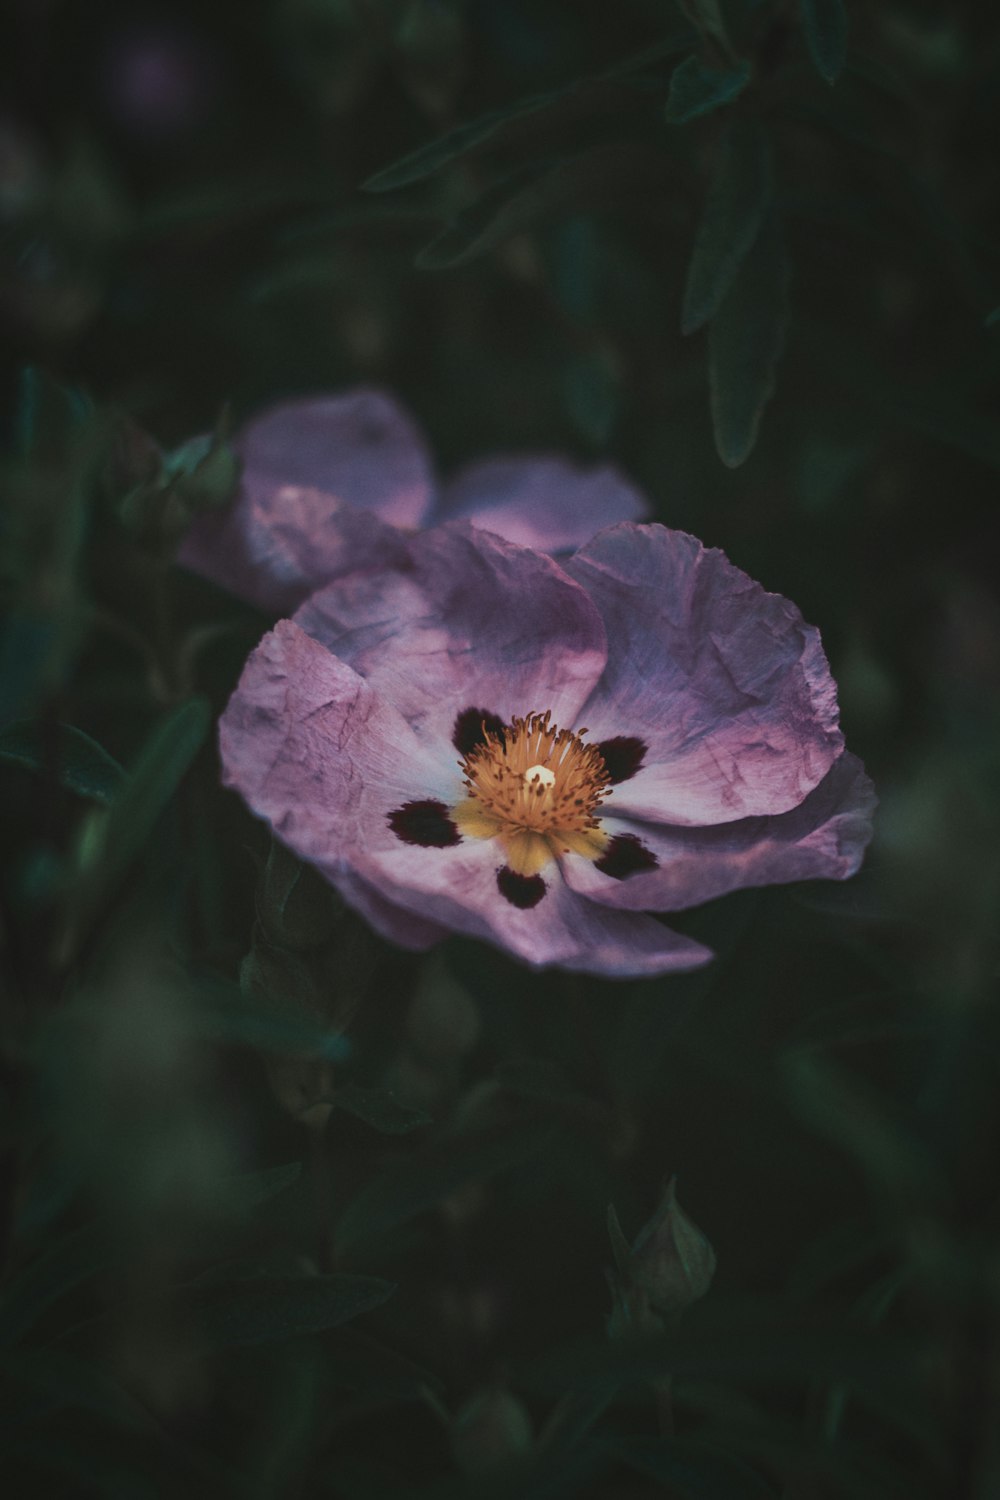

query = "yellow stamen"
452;710;611;873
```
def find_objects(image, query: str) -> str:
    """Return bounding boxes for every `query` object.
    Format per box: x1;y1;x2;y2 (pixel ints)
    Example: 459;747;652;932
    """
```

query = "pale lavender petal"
294;522;607;751
351;834;713;978
219;620;710;978
180;489;408;615
329;869;453;951
235;391;434;528
435;456;649;553
567;524;843;825
179;390;433;612
219;620;459;865
564;753;875;912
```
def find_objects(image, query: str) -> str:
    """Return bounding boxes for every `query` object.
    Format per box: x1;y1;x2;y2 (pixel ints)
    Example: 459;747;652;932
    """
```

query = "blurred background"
1;1;999;1496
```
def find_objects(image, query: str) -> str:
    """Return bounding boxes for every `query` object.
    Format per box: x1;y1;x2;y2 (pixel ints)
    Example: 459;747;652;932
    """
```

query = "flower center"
452;710;612;876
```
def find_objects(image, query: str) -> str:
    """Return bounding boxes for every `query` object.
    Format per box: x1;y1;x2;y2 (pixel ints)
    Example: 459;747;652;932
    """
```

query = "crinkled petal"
180;488;409;616
235;390;434;527
435;456;649;553
328;869;453;951
353;835;712;978
220;621;710;977
179;390;433;612
219;619;460;865
565;753;875;912
567;524;844;825
294;522;608;749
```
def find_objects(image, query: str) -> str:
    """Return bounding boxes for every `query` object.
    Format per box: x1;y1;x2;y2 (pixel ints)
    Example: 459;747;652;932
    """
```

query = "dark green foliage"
681;118;773;336
0;722;125;803
665;56;751;124
708;208;790;465
799;0;850;85
1;1;999;1495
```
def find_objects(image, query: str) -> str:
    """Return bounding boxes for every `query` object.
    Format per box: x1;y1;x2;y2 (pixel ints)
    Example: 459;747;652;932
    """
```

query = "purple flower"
219;522;874;979
179;390;648;614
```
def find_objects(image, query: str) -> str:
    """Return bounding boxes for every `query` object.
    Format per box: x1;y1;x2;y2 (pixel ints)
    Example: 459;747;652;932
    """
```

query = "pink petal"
294;522;608;752
352;834;713;978
436;456;649;553
564;753;875;912
180;488;408;615
236;391;434;528
220;620;711;978
219;619;458;867
179;390;433;612
567;524;844;825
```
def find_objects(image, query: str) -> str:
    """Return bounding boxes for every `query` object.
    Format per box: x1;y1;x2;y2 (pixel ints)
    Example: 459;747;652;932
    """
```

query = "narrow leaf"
416;144;664;271
220;1160;303;1212
708;208;790;467
799;0;849;85
191;1273;395;1348
0;721;125;803
332;1085;431;1135
666;56;751;124
364;33;693;193
0;1221;111;1347
606;1434;778;1499
681;118;772;335
335;1124;549;1257
64;697;210;944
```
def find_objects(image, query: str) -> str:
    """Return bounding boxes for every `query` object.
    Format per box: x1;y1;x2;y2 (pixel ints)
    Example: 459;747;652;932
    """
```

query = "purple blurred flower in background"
219;521;874;978
179;390;648;613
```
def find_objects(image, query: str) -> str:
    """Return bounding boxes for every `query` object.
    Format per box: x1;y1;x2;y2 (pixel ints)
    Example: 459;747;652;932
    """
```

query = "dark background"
1;2;999;1496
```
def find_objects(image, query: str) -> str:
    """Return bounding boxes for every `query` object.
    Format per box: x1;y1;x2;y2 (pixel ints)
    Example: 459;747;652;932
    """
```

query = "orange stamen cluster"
452;711;612;876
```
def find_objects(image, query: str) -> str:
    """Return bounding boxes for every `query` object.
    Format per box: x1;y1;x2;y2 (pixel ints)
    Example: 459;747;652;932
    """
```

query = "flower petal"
567;524;844;824
218;619;459;867
235;390;434;527
352;834;713;978
179;390;432;612
180;487;408;616
436;456;649;553
294;522;608;751
563;753;875;912
220;620;710;977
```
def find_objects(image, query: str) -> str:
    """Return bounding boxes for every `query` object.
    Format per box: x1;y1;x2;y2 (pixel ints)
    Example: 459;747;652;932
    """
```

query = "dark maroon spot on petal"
595;834;658;880
497;866;546;909
453;706;506;756
597;736;647;784
388;800;460;848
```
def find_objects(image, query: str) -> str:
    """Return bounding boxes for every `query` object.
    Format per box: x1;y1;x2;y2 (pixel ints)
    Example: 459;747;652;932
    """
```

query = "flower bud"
627;1177;716;1319
450;1388;532;1474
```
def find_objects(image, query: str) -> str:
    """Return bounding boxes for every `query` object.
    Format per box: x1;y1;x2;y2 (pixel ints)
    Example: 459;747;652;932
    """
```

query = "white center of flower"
524;763;556;788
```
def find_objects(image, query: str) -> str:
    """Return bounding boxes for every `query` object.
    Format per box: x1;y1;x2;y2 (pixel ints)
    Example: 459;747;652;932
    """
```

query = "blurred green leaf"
681;118;772;335
603;1433;777;1498
799;0;849;85
332;1084;431;1135
220;1160;303;1212
0;1221;110;1348
416;144;665;270
190;976;352;1060
190;1272;395;1348
781;1049;939;1208
60;697;210;955
0;722;125;803
708;208;790;466
0;616;61;730
0;1349;151;1434
676;0;733;56
665;56;751;124
335;1123;552;1258
523;1310;926;1394
364;34;692;193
